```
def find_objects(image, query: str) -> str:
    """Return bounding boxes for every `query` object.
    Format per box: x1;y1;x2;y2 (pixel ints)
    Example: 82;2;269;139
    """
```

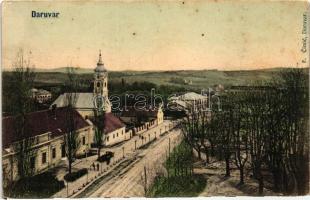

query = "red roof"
2;107;90;148
91;113;125;134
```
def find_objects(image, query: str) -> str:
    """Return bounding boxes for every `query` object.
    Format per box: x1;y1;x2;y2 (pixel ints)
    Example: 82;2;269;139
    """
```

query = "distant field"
3;68;307;90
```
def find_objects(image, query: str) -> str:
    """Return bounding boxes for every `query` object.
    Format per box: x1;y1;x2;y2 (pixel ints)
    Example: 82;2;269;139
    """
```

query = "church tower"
93;51;111;113
94;51;108;97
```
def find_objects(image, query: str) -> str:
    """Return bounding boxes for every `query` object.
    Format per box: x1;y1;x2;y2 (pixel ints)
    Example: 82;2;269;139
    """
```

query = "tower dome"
94;50;107;72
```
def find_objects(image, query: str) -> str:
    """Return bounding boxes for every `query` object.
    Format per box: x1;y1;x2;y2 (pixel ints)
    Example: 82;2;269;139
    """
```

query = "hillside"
3;68;308;90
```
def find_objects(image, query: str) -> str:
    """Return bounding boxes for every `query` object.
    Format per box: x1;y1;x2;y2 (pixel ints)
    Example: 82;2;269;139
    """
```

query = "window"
122;130;124;135
97;82;100;87
82;136;86;145
52;148;56;159
106;136;109;142
42;152;47;164
61;144;66;158
117;132;118;137
113;134;115;139
30;156;35;169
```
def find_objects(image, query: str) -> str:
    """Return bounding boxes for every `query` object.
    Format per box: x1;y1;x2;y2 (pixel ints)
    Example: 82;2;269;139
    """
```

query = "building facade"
31;88;52;103
2;107;94;187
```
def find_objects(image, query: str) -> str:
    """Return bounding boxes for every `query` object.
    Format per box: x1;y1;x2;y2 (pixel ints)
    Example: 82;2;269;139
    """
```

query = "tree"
231;94;249;185
11;49;36;179
279;69;309;195
93;101;105;159
217;95;234;177
181;108;204;160
63;67;80;174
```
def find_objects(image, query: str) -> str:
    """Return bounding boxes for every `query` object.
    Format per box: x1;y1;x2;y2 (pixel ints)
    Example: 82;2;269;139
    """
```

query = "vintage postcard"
1;0;309;198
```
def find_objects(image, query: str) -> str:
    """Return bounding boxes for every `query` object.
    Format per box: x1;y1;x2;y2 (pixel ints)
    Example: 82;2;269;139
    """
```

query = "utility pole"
169;138;171;155
144;165;147;195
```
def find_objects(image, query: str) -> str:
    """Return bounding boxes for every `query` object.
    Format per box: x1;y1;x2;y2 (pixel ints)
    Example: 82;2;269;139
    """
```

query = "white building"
31;88;52;103
168;92;208;111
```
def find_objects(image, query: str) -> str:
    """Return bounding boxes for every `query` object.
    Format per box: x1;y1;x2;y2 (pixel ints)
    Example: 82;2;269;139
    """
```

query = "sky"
2;0;309;71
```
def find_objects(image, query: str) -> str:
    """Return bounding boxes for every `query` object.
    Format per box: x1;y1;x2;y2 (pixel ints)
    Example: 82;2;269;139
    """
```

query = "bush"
64;168;88;182
4;171;64;198
148;174;206;197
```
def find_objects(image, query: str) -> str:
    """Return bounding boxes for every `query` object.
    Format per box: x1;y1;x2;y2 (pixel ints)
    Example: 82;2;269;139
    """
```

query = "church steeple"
97;50;103;66
95;50;107;72
94;50;108;98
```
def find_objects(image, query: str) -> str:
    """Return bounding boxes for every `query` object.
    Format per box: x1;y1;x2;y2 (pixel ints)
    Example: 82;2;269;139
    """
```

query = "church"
52;52;132;146
52;51;112;118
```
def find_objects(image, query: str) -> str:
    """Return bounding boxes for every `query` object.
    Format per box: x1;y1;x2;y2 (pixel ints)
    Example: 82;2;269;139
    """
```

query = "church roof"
2;107;90;148
52;93;111;110
52;93;95;109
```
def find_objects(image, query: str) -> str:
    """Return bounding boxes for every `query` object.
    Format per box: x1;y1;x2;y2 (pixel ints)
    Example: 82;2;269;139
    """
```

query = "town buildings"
168;92;208;112
2;52;165;187
31;88;52;103
2;107;93;187
116;105;164;135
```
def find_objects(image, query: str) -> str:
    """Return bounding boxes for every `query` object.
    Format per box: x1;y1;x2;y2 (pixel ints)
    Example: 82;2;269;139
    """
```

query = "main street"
77;121;183;197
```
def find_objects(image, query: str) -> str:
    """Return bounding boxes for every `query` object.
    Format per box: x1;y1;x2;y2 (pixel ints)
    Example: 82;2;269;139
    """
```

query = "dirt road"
78;127;182;197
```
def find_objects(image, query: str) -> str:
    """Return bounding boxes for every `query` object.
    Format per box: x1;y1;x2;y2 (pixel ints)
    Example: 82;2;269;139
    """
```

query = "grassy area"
147;140;206;197
148;174;206;197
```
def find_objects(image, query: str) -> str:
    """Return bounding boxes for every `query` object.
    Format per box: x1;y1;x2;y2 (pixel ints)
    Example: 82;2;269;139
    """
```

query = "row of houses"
2;105;164;187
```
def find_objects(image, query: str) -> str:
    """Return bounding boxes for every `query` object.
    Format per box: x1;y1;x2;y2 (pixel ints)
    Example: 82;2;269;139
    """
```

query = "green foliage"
148;174;206;197
148;141;203;197
166;140;193;174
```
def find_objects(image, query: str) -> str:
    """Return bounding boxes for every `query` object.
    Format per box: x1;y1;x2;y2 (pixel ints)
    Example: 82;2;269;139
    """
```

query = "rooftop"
2;107;90;148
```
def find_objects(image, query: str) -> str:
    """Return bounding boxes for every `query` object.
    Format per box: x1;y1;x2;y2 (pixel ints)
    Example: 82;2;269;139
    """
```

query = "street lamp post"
86;169;88;184
66;181;69;197
86;150;88;161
